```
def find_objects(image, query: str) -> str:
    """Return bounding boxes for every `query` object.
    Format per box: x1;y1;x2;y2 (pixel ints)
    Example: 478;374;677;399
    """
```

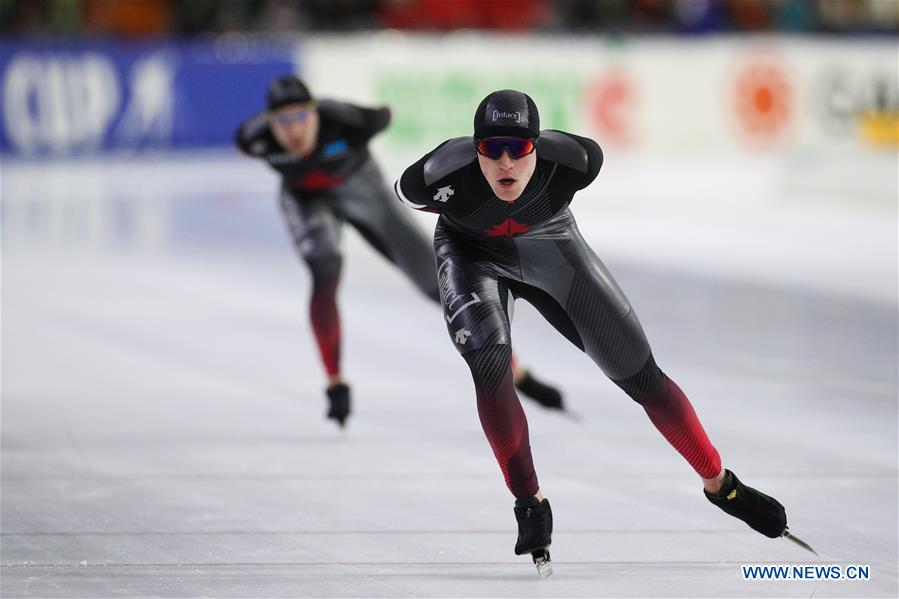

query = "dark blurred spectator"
83;0;173;38
4;0;171;38
1;0;896;36
819;0;899;33
552;0;630;32
173;0;222;36
2;0;83;35
1;0;45;35
254;0;307;32
727;0;773;30
379;0;552;31
630;0;673;30
305;0;382;31
865;0;899;32
671;0;728;33
770;0;814;32
816;0;867;31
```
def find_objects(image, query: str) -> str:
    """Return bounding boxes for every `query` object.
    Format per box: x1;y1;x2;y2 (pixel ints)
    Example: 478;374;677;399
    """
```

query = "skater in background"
235;76;565;428
396;89;812;575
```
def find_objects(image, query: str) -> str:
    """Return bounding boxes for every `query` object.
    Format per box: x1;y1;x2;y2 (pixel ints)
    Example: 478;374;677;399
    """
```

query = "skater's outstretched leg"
278;192;350;426
615;357;814;550
614;355;722;479
306;255;351;426
307;255;343;379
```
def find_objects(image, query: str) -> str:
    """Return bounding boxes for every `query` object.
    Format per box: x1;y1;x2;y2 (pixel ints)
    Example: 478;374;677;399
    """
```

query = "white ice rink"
2;150;897;598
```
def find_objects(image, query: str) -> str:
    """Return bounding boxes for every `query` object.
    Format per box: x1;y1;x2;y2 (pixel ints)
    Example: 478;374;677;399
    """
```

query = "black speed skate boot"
704;470;785;537
325;383;351;428
514;496;553;578
705;469;817;554
515;371;564;411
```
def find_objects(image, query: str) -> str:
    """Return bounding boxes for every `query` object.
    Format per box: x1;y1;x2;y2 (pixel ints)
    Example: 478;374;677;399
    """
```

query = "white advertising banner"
301;34;897;158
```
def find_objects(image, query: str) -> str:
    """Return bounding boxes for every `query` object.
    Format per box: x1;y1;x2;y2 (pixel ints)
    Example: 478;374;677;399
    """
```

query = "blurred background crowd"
3;0;898;37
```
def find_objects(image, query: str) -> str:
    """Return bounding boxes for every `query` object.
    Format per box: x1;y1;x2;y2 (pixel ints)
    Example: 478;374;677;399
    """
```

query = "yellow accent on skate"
726;490;737;500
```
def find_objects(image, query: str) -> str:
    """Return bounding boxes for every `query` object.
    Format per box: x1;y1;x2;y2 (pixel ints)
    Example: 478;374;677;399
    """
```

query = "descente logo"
269;152;302;164
492;110;521;123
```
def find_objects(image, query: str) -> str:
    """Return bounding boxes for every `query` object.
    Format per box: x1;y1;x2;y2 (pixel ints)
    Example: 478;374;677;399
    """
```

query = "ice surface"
1;152;896;597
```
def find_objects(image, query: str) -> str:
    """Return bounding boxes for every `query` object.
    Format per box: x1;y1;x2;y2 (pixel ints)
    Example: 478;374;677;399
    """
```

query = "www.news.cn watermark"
742;564;871;581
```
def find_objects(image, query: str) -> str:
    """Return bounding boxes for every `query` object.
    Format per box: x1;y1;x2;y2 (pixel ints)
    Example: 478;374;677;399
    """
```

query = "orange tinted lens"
510;138;535;157
476;137;534;159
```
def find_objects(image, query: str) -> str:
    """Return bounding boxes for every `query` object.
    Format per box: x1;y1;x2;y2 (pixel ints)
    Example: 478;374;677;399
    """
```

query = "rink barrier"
302;34;898;155
0;36;297;156
2;34;895;157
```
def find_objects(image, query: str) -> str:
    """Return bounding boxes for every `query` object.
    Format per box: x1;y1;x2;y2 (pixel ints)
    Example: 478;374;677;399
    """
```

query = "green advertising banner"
374;71;585;149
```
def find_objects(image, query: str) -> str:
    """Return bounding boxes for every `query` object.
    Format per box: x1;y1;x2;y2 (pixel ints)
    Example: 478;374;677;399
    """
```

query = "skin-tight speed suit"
396;130;722;498
236;100;439;378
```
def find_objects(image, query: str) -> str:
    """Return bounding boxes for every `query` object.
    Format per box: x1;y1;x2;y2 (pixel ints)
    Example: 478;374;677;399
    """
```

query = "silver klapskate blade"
783;529;819;556
535;558;553;578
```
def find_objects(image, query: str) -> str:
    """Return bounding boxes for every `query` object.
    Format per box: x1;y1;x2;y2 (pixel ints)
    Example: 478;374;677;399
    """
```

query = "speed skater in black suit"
395;89;816;576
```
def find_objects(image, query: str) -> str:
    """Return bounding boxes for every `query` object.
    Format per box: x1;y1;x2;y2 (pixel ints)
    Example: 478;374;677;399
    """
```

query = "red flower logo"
734;61;793;141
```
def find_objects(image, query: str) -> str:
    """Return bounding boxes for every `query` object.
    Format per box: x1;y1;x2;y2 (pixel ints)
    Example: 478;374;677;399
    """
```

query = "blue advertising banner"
0;37;297;155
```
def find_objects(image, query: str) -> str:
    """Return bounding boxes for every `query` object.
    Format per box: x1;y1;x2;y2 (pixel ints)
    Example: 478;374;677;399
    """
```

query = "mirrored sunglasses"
272;108;311;126
475;137;536;160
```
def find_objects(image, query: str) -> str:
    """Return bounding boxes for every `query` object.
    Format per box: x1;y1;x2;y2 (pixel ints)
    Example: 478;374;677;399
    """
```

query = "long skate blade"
782;529;818;556
533;549;553;579
562;410;583;423
535;559;553;578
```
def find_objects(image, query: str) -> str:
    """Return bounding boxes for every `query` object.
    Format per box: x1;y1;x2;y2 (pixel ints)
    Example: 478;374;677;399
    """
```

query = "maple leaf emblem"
296;170;344;191
484;218;530;238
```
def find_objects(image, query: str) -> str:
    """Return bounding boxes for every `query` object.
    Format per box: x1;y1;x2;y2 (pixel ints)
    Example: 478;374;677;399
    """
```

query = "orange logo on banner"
587;73;635;146
734;62;792;140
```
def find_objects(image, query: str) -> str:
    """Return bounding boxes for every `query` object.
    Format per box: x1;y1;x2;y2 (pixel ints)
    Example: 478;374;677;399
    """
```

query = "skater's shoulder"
236;112;275;155
317;98;391;140
316;99;377;123
237;112;269;137
396;137;474;210
316;98;354;118
423;136;477;186
536;130;594;173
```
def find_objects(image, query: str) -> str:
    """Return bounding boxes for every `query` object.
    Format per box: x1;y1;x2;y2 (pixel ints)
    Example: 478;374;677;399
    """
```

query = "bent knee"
461;344;513;397
305;255;343;289
612;354;668;403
